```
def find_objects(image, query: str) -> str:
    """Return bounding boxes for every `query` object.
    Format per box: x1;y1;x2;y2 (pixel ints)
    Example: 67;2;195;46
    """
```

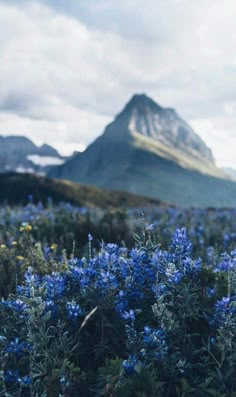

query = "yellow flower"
16;256;24;261
0;244;6;249
11;241;17;246
20;223;32;232
50;244;58;251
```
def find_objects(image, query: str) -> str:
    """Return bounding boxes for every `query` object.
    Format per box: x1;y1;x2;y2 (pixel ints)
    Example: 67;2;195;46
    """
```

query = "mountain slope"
0;135;64;174
0;172;164;209
221;167;236;181
49;94;235;207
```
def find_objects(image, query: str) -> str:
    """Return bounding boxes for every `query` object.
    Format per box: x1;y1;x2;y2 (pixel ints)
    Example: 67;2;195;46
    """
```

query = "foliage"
0;205;236;395
1;199;236;298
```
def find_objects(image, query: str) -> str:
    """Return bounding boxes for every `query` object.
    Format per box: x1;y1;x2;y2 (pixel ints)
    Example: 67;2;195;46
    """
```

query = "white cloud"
191;116;236;168
0;106;108;155
0;0;235;166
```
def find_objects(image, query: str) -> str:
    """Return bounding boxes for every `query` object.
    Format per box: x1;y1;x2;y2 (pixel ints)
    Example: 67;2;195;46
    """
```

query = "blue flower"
4;369;20;383
152;283;168;297
66;301;83;320
210;296;236;327
1;298;28;314
5;338;32;356
142;326;168;359
105;243;119;254
206;288;216;298
171;228;192;259
20;375;32;386
122;355;138;376
171;271;183;284
44;272;65;298
24;267;39;284
43;300;58;319
146;224;155;232
210;336;216;345
88;233;93;242
144;326;151;334
27;194;33;202
121;309;135;321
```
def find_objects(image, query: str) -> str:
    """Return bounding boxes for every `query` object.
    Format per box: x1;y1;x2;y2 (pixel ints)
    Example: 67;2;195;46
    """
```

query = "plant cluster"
1;199;236;299
0;222;236;396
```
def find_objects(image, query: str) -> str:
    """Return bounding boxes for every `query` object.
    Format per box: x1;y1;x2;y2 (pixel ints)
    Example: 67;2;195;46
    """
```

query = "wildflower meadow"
0;198;236;396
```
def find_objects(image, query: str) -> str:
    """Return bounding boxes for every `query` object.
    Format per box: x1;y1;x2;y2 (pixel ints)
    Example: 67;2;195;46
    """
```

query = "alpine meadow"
1;1;236;396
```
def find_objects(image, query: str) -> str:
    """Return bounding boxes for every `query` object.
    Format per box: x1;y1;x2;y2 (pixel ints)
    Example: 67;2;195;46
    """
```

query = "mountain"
0;135;65;174
37;143;60;157
221;167;236;181
0;172;164;209
48;94;236;207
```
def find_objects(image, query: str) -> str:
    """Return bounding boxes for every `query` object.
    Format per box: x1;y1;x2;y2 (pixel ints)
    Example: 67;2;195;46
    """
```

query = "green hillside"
0;172;164;208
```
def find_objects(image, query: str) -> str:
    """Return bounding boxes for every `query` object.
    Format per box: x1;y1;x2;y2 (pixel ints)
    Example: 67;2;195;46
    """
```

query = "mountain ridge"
0;135;64;174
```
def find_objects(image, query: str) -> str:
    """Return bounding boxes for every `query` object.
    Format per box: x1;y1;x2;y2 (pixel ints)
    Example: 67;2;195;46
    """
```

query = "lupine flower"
213;253;235;272
66;301;83;320
43;300;58;319
152;283;168;297
20;375;32;386
207;247;214;257
1;298;28;313
143;327;166;346
24;267;40;285
171;227;192;259
182;257;202;274
143;326;168;359
122;354;139;376
171;271;183;284
5;338;32;356
210;296;236;327
16;285;30;297
27;194;33;202
88;233;93;241
210;336;216;344
43;245;51;259
146;223;155;232
44;272;65;298
206;288;216;298
105;243;119;254
4;369;20;383
121;309;135;321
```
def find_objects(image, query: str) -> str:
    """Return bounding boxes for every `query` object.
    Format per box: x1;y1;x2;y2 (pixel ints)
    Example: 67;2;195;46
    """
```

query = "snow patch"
27;155;65;166
16;165;35;173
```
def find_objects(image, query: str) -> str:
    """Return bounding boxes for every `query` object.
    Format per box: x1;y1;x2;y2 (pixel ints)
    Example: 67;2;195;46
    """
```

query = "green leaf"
134;361;143;374
42;310;51;322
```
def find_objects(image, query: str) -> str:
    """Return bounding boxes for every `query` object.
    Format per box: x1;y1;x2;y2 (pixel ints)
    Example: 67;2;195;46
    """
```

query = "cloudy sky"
0;0;235;167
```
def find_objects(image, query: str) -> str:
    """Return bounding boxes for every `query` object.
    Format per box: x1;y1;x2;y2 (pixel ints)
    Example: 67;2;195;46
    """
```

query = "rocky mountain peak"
123;93;163;112
114;94;163;123
105;94;215;164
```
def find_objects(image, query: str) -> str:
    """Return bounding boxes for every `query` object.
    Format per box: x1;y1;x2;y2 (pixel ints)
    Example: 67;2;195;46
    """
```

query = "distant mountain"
49;93;236;207
0;135;65;174
0;172;164;209
37;143;60;157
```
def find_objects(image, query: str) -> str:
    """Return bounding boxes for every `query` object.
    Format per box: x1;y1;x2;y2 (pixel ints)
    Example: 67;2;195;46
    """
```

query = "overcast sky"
0;0;235;167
